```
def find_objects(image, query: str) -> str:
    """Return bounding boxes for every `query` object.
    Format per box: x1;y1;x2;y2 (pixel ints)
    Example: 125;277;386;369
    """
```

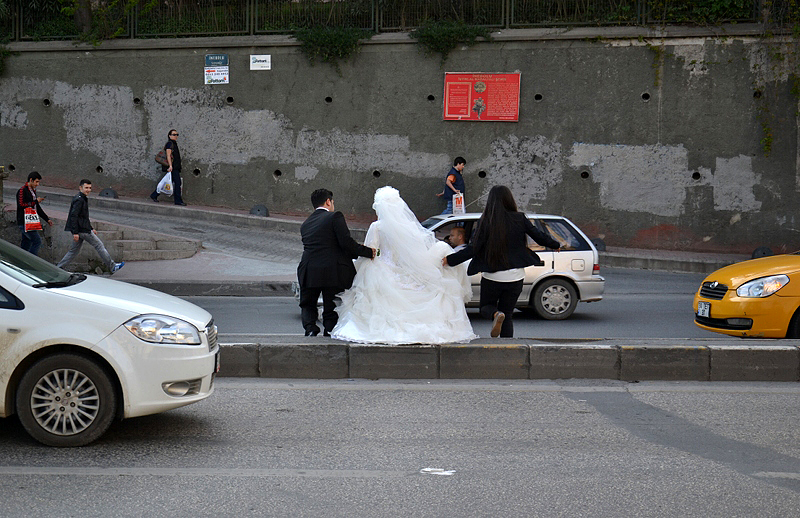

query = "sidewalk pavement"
7;184;791;383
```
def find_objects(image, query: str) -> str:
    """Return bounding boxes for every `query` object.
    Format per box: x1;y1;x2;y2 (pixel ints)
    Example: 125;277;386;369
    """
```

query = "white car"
0;238;219;447
421;213;605;319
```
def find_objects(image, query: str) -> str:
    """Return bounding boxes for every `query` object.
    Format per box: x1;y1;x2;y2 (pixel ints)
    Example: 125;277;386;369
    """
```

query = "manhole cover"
173;227;205;234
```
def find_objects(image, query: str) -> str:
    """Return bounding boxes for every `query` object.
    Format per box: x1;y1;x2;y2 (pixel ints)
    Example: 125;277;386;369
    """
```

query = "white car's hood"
53;275;212;329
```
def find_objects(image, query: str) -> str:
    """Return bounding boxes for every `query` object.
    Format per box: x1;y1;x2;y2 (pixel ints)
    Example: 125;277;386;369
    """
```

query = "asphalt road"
188;267;712;340
1;379;798;517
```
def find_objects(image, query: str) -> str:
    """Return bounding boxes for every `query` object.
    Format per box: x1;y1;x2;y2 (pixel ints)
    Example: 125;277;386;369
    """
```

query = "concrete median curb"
217;338;800;382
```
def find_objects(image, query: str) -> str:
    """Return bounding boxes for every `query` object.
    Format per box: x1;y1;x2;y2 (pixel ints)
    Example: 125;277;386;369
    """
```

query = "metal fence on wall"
0;0;793;42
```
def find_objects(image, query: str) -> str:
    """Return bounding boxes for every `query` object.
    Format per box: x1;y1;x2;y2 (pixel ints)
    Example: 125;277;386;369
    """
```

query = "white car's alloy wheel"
30;368;100;436
17;354;117;447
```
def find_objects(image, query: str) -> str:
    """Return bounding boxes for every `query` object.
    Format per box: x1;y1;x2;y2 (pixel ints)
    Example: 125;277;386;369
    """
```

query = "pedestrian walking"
57;179;124;273
436;156;466;214
150;129;186;205
16;171;52;256
443;185;561;338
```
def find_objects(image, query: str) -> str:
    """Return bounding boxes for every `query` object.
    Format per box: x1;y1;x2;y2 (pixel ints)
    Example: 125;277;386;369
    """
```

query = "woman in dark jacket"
444;185;561;337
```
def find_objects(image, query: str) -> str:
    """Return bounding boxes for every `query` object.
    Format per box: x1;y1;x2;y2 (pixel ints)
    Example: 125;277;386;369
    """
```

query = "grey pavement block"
530;344;619;380
258;343;348;378
349;345;438;379
620;344;710;381
709;345;800;381
219;343;259;377
440;344;529;379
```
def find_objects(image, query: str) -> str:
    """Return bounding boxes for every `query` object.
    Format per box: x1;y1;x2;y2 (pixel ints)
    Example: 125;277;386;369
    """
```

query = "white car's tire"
16;353;117;447
532;279;577;320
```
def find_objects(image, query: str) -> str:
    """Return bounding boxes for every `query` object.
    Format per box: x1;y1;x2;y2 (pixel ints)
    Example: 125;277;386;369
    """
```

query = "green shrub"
410;19;492;66
293;25;372;75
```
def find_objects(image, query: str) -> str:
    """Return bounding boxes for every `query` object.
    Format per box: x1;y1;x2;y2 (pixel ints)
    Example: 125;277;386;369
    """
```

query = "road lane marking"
753;471;800;480
0;466;415;478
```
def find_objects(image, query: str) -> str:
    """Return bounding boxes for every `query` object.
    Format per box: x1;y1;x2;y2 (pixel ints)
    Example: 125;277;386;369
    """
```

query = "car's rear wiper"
32;273;87;288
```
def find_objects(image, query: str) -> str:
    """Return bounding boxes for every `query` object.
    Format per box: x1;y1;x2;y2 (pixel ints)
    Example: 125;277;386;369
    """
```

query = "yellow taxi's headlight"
736;275;789;298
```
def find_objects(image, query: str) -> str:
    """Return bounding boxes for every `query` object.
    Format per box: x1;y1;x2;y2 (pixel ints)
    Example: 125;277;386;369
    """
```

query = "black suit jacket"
446;212;561;276
297;209;373;289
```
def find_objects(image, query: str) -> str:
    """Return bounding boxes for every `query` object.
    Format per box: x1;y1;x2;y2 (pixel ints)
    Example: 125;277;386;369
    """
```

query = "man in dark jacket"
436;156;466;214
297;188;375;336
56;179;124;273
16;171;53;256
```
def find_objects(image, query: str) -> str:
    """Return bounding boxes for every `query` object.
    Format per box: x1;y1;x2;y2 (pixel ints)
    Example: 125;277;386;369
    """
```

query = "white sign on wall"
250;55;272;70
204;67;229;84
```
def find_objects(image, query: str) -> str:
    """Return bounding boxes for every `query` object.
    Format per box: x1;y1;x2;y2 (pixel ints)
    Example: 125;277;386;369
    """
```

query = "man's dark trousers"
300;286;340;335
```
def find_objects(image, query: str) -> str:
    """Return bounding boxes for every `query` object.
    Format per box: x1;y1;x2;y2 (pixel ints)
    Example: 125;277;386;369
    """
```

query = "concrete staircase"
92;221;201;262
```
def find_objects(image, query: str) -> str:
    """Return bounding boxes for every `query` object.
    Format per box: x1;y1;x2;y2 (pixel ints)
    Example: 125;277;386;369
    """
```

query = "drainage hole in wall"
427;94;435;101
753;90;762;99
43;99;51;107
580;170;590;179
534;93;543;102
478;170;487;178
8;164;15;172
325;96;333;103
691;171;701;180
226;96;234;105
372;170;381;178
133;97;141;105
96;166;103;174
192;168;201;177
274;169;282;178
641;92;651;102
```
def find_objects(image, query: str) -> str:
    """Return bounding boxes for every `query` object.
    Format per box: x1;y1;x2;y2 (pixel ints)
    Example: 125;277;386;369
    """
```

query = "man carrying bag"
16;171;52;256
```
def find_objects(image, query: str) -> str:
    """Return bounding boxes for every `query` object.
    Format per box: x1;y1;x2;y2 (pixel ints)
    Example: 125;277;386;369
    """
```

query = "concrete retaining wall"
1;26;798;253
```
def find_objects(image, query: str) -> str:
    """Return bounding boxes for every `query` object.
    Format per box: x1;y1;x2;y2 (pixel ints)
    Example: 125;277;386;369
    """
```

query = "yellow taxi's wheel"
787;310;800;338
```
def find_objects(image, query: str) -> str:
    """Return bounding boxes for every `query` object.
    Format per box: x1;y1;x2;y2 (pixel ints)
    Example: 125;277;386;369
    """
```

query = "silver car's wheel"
533;279;577;320
16;354;116;447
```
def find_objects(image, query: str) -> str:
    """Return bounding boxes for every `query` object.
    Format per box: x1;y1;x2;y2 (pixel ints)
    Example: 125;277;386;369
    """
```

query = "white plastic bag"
452;193;465;214
157;171;173;196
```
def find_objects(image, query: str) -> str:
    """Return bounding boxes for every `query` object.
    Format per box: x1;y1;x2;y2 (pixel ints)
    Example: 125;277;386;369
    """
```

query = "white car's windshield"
0;239;82;287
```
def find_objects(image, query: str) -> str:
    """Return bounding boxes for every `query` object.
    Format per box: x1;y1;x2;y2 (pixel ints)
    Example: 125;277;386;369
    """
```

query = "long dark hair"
474;185;518;270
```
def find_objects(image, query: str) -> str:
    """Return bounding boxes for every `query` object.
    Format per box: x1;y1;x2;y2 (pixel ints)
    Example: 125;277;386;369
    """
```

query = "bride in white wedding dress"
332;186;477;345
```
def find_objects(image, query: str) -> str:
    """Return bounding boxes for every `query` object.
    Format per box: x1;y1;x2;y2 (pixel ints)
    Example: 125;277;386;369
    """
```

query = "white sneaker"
111;262;125;273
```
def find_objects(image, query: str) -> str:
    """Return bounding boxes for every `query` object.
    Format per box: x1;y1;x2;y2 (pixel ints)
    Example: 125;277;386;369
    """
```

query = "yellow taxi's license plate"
697;301;710;318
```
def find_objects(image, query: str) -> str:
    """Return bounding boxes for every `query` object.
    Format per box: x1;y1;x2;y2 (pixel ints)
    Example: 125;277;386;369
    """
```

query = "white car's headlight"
736;275;790;298
124;315;202;345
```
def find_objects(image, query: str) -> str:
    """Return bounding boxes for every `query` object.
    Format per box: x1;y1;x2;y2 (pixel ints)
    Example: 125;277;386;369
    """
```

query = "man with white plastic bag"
436;156;466;215
150;129;186;205
16;171;52;256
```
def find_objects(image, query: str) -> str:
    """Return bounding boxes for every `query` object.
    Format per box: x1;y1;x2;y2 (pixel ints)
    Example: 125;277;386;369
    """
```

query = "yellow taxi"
693;254;800;338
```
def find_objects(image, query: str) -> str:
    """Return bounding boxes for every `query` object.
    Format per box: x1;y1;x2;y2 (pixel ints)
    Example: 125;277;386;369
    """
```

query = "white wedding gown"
332;187;477;345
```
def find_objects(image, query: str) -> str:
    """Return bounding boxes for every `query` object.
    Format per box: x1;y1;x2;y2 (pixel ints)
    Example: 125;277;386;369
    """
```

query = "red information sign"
443;73;521;122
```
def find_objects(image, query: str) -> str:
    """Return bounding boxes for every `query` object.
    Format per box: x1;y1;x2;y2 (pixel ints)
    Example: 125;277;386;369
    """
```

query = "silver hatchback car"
421;213;605;320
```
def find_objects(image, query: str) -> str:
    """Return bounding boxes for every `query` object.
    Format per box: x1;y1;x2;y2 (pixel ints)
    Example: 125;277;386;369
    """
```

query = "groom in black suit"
298;189;376;336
